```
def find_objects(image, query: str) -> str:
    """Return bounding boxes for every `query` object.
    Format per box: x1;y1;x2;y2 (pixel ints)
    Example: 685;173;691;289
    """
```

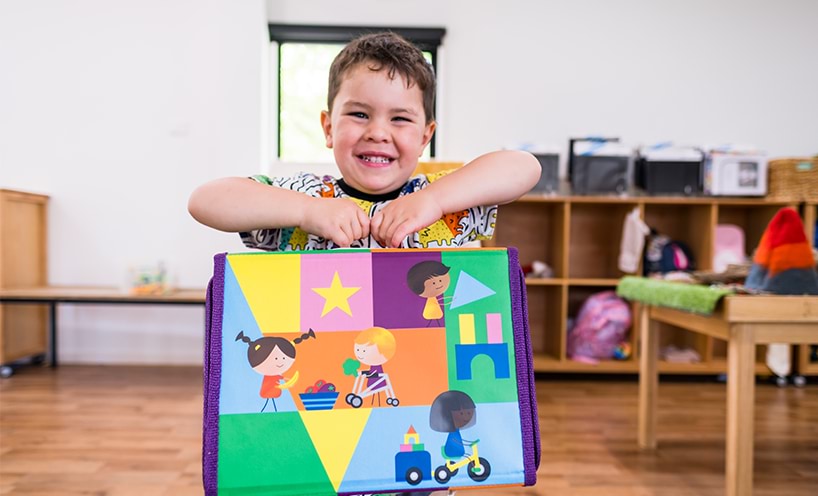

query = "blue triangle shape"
219;261;275;414
450;270;496;309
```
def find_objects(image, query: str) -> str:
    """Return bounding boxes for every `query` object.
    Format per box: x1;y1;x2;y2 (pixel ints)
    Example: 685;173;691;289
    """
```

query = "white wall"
1;0;816;364
269;0;818;162
1;0;268;364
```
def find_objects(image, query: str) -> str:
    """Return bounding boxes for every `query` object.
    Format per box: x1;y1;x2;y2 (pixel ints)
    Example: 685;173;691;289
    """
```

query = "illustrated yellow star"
312;271;361;317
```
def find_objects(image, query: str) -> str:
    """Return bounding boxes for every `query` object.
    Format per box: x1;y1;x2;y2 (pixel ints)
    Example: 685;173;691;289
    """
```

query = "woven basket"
767;157;818;201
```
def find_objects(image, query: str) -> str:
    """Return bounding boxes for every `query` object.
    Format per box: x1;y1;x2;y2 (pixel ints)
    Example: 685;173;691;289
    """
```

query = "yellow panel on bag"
227;253;301;334
300;408;372;492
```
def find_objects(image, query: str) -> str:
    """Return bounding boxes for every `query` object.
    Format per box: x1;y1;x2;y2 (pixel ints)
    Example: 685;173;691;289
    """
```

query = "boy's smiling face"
321;63;436;195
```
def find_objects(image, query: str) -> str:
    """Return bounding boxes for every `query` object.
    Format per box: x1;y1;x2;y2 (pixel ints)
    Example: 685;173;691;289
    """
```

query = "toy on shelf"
128;262;170;295
613;342;632;360
521;260;553;279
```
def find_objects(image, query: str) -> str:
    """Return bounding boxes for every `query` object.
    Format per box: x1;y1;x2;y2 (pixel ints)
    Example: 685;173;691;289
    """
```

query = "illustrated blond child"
188;32;540;250
345;326;398;408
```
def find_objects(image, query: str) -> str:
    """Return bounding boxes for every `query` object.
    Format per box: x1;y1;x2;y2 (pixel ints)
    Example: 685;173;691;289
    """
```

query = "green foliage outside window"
279;43;343;163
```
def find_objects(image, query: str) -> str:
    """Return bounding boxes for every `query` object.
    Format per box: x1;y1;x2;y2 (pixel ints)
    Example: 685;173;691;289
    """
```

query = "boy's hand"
371;191;443;248
300;198;370;247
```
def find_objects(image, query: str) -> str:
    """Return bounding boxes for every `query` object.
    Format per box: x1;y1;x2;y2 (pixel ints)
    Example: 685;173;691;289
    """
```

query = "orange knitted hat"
745;207;818;294
751;208;813;276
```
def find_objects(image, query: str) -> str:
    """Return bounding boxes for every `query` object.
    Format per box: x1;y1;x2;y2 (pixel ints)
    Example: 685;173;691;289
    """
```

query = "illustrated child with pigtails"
235;329;316;412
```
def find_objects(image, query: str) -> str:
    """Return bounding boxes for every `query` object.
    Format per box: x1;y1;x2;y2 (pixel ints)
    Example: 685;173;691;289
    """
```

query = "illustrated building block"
455;343;511;380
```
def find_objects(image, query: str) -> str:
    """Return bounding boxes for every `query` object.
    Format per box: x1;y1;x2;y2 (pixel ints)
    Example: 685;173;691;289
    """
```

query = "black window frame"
268;24;446;159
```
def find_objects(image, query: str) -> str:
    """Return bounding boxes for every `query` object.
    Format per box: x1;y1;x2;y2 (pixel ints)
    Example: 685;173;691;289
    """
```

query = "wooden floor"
1;367;816;495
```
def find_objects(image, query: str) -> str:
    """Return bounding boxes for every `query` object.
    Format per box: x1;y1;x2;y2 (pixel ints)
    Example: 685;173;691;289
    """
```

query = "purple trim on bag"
202;253;226;495
508;247;540;485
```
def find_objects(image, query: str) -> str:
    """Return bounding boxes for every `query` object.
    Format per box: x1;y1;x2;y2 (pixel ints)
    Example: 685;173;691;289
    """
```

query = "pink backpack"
713;224;745;273
567;291;632;359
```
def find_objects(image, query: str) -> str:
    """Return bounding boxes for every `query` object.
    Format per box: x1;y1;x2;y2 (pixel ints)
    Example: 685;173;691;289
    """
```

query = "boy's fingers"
382;219;398;247
370;212;382;240
357;209;370;240
357;208;369;227
383;213;404;246
390;232;404;248
334;225;351;247
371;212;388;246
360;218;370;241
350;217;363;241
389;219;411;248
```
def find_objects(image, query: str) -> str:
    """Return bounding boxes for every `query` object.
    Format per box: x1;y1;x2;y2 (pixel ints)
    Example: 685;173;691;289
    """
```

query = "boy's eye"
348;112;367;119
392;116;412;123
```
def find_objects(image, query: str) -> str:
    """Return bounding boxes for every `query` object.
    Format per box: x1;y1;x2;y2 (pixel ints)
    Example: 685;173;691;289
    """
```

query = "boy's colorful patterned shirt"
239;172;497;251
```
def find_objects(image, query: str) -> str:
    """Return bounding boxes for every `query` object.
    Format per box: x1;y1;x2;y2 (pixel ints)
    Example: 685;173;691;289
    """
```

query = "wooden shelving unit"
798;201;818;377
0;189;49;373
489;194;804;375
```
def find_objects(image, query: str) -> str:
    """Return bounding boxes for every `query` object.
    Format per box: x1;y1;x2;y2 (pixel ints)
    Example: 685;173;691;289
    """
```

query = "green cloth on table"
616;276;734;315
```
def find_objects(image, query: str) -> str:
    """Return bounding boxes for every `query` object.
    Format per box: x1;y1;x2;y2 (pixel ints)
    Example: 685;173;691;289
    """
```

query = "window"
269;25;445;163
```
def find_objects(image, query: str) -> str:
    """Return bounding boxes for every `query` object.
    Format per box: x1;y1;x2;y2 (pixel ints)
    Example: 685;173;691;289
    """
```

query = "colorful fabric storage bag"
203;247;540;495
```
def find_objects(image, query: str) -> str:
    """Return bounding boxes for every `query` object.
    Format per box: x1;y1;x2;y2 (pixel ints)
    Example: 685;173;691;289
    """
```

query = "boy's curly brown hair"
327;32;436;124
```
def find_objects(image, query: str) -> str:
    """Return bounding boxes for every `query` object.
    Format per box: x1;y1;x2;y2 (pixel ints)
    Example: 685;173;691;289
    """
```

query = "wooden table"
0;286;206;368
637;296;818;496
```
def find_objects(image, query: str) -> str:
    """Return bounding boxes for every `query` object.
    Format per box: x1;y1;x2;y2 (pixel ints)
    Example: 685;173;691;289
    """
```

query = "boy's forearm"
188;177;309;232
422;150;540;214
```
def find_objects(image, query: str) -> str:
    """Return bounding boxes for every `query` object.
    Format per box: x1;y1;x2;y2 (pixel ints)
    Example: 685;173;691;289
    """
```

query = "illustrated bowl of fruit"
299;380;339;411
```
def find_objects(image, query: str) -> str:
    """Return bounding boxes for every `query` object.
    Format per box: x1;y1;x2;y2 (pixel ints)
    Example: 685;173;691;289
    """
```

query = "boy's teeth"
361;155;391;163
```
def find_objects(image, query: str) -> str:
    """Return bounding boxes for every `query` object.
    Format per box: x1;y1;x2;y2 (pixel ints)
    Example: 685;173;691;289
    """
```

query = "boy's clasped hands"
300;190;443;248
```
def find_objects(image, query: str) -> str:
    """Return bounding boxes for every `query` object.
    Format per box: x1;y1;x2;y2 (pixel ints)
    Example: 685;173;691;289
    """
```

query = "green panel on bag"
218;413;335;495
440;250;518;403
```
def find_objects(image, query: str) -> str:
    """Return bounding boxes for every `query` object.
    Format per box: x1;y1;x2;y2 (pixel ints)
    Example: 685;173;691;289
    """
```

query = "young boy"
188;32;540;250
192;32;535;496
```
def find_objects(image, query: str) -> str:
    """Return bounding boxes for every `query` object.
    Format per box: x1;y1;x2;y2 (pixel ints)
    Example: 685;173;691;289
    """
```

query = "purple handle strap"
508;247;541;485
202;253;226;495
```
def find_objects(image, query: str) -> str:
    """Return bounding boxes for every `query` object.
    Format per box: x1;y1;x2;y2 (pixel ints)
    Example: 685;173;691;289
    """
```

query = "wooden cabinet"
798;201;818;377
488;195;807;375
0;189;49;367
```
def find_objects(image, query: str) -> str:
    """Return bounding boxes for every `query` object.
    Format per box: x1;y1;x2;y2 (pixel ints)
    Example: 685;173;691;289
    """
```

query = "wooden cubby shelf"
489;195;818;376
0;189;49;370
799;201;818;377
